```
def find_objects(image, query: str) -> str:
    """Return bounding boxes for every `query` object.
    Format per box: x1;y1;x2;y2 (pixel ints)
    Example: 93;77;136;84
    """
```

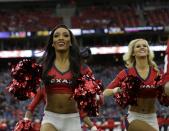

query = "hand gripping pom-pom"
114;75;143;108
6;59;43;100
155;74;169;107
73;74;103;116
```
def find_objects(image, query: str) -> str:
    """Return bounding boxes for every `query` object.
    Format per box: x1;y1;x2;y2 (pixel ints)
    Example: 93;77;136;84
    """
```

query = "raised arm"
103;69;127;96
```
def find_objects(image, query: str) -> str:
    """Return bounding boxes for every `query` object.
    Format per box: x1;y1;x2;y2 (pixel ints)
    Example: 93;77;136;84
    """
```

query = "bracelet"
96;94;100;100
23;117;31;121
91;126;97;131
117;87;122;93
112;87;122;94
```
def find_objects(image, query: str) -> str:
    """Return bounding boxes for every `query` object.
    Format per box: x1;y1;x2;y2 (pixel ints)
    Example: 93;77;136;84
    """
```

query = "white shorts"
41;110;82;131
128;111;159;131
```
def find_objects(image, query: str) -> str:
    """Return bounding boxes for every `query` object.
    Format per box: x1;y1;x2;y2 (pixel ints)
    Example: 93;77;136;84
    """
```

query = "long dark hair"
40;24;81;87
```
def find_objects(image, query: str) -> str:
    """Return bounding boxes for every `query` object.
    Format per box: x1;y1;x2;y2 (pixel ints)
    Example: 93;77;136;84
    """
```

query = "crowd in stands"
0;2;169;31
72;4;169;28
72;5;140;28
144;8;169;26
0;8;62;32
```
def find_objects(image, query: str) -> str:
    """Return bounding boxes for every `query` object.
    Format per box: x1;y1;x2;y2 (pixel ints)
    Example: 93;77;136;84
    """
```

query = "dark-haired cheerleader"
9;25;102;131
32;25;101;131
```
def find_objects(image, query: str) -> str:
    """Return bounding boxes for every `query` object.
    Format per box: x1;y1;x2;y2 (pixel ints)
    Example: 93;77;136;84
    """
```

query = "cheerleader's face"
133;40;149;58
52;27;71;52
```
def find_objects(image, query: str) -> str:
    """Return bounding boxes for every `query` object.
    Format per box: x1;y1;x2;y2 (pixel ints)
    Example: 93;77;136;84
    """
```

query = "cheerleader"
104;39;162;131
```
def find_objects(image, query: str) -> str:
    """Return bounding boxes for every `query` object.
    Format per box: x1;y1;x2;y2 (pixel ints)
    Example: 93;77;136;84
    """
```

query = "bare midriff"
129;98;156;114
45;93;78;113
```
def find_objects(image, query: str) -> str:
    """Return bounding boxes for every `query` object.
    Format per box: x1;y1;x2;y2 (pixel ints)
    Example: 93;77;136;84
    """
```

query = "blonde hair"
123;39;159;72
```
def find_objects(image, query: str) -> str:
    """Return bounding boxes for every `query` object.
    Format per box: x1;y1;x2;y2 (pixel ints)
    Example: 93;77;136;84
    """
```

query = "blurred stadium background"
0;0;169;130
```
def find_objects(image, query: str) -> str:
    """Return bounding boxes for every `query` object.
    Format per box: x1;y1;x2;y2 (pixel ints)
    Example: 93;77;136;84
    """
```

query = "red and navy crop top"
45;64;93;94
107;66;162;98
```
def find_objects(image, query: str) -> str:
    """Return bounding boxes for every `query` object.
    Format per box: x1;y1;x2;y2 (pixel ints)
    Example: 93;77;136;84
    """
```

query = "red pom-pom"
73;74;103;116
114;75;143;108
6;59;43;100
155;74;169;107
158;95;169;106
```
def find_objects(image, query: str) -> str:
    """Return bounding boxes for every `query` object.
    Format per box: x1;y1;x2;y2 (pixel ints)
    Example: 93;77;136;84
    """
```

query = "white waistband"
44;110;79;118
128;111;157;117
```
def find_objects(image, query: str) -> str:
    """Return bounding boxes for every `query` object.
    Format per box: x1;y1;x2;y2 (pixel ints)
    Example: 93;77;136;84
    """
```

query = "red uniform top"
46;64;92;94
107;67;161;98
164;40;169;84
27;64;93;115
